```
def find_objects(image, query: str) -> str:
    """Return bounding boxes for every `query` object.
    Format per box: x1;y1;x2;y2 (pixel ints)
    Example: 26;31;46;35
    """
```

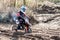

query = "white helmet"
20;5;27;13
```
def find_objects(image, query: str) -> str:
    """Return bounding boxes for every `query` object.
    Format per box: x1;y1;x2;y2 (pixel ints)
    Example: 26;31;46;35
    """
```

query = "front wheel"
25;26;32;33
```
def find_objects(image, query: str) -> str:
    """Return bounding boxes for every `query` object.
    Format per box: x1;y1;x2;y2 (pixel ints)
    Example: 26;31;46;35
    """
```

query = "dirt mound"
34;1;60;14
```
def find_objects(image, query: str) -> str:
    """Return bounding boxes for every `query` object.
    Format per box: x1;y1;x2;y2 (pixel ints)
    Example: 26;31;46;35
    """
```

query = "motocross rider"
14;5;31;30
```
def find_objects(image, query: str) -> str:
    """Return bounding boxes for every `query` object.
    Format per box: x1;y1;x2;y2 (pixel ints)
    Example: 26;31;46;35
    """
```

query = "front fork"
25;24;32;33
25;25;29;33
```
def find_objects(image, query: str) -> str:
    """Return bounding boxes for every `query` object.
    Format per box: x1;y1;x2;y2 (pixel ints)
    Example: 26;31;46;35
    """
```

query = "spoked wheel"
12;25;18;32
25;26;32;33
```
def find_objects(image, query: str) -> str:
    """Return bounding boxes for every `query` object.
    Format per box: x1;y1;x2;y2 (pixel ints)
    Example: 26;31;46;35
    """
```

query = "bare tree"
23;0;26;5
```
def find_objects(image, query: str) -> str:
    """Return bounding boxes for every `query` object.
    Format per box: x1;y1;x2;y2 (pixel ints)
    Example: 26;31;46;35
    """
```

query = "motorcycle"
12;16;32;33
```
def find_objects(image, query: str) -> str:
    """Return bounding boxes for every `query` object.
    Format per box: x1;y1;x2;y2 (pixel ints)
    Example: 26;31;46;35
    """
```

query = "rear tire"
12;25;17;32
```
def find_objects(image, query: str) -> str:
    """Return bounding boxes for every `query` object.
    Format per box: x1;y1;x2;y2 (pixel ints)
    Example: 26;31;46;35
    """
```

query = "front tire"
25;27;32;33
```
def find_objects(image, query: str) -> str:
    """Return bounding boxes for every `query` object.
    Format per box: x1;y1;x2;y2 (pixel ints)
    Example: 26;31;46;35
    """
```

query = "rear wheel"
12;24;18;32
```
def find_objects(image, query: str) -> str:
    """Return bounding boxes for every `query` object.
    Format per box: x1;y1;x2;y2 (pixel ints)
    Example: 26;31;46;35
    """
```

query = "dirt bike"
12;16;32;33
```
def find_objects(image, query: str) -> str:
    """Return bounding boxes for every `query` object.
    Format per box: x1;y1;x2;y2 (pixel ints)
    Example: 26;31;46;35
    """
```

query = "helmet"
20;5;27;13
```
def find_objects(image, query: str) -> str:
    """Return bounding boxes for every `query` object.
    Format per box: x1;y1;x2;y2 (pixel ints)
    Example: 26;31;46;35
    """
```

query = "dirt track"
0;20;60;40
0;14;60;40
